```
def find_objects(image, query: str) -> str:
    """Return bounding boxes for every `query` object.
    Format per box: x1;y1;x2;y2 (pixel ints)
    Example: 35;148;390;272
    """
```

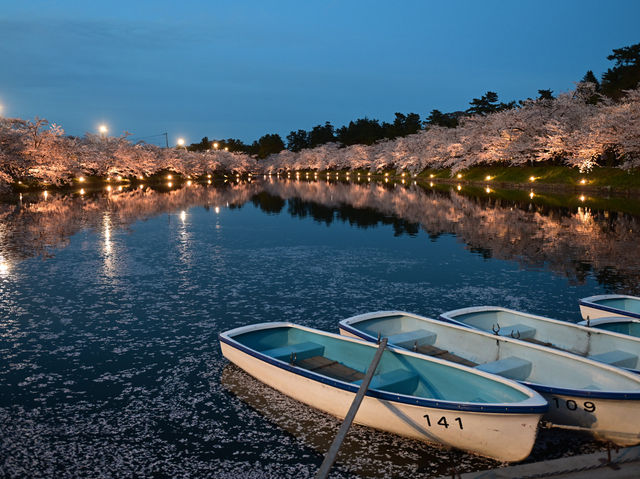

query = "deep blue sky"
1;1;639;145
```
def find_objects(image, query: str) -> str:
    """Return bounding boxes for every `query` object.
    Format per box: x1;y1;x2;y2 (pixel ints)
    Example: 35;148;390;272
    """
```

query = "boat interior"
348;314;640;392
592;297;640;314
444;309;640;371
231;326;532;404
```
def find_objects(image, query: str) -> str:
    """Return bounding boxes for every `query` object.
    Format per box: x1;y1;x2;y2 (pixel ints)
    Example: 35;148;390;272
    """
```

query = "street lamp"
99;124;108;137
213;142;219;149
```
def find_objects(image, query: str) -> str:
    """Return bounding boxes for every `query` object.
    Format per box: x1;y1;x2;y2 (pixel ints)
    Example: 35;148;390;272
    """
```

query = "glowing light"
457;185;462;191
99;124;108;135
485;187;491;194
106;177;111;182
117;175;122;181
430;182;434;187
0;257;10;277
579;195;586;202
213;142;219;149
401;172;405;177
580;178;586;185
430;174;435;178
215;206;220;214
180;210;186;222
78;176;85;182
177;138;185;147
529;191;535;199
118;185;123;191
207;180;211;184
79;188;85;195
187;180;192;186
224;147;229;151
367;172;371;176
167;174;172;180
139;185;143;190
457;173;462;179
529;176;536;182
168;182;172;188
385;173;389;177
138;176;144;180
106;185;112;191
485;175;492;181
43;190;48;199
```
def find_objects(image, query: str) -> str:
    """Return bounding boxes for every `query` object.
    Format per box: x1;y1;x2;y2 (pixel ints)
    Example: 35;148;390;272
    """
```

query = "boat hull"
539;391;640;446
579;295;640;322
221;340;541;462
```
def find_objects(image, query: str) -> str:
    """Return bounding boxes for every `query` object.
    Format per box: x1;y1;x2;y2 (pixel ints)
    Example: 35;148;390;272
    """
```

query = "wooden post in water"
315;338;388;479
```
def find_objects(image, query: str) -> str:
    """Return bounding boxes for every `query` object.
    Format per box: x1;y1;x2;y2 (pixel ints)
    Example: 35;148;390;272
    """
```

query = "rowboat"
438;306;640;375
578;316;640;338
219;322;547;462
340;311;640;446
580;294;640;329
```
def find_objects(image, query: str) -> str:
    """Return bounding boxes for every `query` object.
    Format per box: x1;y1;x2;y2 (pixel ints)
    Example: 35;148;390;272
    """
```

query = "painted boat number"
423;414;463;429
552;397;596;412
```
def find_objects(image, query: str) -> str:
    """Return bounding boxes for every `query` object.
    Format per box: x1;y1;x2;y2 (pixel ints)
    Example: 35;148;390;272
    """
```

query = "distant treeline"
188;42;640;159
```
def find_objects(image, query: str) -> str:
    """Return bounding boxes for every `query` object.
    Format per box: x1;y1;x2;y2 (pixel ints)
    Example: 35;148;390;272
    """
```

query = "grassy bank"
414;165;640;194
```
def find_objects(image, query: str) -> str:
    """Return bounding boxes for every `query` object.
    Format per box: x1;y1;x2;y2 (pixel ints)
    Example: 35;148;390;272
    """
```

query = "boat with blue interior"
439;306;640;375
339;311;640;446
219;322;547;462
579;295;640;338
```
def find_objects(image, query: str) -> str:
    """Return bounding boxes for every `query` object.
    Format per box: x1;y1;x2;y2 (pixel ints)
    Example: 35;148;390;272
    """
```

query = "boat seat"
588;350;638;369
497;324;536;340
387;330;436;349
261;342;325;362
355;368;418;394
475;356;532;381
296;355;365;382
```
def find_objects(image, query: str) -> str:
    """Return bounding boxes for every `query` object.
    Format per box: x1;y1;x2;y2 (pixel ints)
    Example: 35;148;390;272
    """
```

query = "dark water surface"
1;180;639;478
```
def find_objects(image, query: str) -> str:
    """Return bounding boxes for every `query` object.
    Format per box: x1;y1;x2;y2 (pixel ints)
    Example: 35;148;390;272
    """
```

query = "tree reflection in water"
2;180;640;294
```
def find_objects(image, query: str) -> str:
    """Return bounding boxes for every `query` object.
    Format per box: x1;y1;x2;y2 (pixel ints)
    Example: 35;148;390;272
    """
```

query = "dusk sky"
1;0;639;146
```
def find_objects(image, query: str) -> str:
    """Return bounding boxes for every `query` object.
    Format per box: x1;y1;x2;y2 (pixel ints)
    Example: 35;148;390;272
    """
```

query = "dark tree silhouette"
286;129;309;152
601;42;640;99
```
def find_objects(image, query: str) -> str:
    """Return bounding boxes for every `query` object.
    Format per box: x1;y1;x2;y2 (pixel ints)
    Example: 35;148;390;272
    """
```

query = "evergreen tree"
425;109;459;128
466;91;515;115
308;122;335;147
601;42;640;99
286;129;309;152
255;133;285;159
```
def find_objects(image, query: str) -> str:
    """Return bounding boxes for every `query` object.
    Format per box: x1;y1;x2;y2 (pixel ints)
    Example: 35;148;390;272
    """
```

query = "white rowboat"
439;306;640;375
219;322;547;462
580;295;640;338
340;311;640;446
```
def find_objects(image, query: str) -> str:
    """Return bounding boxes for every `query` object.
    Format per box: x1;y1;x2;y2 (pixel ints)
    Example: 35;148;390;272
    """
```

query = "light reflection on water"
0;181;639;477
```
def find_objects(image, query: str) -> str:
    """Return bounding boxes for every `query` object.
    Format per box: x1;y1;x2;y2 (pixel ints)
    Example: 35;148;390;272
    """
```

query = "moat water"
1;179;639;478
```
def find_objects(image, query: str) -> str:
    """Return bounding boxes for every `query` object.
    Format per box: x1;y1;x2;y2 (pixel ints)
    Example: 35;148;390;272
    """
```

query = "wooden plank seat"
415;343;478;367
520;337;555;348
296;355;365;382
588;350;638;369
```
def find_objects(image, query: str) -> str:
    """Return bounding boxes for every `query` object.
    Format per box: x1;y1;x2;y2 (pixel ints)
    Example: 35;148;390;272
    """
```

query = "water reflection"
3;180;640;294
